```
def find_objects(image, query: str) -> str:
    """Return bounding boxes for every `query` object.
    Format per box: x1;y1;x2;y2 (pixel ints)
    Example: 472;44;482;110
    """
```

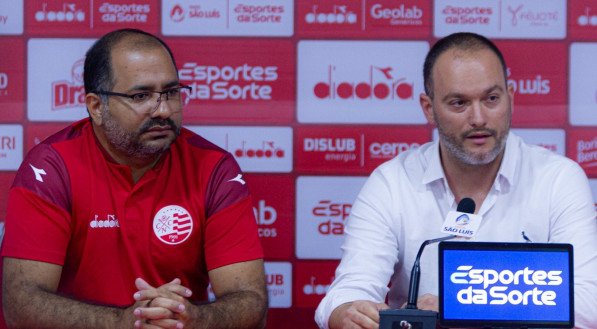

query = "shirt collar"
420;131;519;191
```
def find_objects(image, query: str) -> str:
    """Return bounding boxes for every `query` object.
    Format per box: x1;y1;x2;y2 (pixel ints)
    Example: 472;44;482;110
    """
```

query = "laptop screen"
438;241;574;328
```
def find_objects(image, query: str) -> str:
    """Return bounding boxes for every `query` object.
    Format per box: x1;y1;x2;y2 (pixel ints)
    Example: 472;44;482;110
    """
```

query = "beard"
435;112;510;166
100;106;181;160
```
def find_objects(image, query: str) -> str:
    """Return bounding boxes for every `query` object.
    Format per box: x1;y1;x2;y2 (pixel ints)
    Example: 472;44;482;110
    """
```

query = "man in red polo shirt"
2;29;267;329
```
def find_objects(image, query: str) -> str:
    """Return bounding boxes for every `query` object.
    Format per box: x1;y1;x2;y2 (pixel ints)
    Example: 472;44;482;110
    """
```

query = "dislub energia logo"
312;200;351;235
234;140;285;158
314;65;413;101
305;5;357;25
179;62;278;101
451;266;563;306
52;59;85;111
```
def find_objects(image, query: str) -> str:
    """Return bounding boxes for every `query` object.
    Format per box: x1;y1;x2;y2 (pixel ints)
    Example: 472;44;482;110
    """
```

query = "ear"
86;93;104;125
419;93;436;125
507;83;515;115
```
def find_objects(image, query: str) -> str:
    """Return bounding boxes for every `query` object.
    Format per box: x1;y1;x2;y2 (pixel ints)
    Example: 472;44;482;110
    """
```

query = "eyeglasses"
95;84;192;114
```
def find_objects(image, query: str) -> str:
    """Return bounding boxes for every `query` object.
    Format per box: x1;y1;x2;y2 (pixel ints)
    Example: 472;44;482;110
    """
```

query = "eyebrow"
441;84;505;102
127;80;181;92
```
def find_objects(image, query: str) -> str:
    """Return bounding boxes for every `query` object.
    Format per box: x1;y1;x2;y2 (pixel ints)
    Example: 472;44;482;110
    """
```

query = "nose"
469;101;487;127
150;93;173;118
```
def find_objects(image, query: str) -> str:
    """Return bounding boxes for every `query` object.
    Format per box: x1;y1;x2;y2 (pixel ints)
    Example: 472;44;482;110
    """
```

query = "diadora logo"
312;200;351;235
576;138;597;167
98;2;151;24
577;7;597;26
153;205;193;245
303;275;333;295
305;5;357;25
89;214;120;228
441;5;492;25
314;65;413;101
450;265;562;306
235;140;285;158
507;68;550;95
254;200;278;238
0;72;7;95
507;4;558;27
179;62;278;101
29;164;46;182
370;4;423;26
52;58;85;111
35;3;85;23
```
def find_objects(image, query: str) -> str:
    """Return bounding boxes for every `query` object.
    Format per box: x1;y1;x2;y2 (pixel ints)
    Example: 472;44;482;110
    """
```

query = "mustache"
462;128;497;138
140;118;178;133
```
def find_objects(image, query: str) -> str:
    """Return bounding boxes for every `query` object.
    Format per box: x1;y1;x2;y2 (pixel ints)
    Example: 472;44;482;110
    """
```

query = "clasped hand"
131;278;193;329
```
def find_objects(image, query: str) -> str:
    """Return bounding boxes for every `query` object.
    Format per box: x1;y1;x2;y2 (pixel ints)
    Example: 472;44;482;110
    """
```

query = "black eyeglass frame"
93;84;192;104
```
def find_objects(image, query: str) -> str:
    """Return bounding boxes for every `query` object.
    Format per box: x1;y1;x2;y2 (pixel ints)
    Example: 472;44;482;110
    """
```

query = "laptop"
438;241;574;328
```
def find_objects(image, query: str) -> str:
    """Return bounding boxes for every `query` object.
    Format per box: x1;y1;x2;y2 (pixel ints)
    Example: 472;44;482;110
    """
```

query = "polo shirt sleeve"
1;144;72;266
203;153;263;271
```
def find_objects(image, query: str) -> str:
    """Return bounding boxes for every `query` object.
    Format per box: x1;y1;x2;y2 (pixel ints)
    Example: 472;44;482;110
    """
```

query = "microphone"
379;198;477;329
405;197;475;309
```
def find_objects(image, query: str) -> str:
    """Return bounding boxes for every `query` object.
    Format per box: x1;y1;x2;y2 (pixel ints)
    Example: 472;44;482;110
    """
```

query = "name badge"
441;211;482;238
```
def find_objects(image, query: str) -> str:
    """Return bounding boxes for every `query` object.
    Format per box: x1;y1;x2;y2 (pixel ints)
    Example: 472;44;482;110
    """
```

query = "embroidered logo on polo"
153;205;193;245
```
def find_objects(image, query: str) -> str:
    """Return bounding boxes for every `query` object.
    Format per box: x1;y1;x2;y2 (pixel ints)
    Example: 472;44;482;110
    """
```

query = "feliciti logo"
153;205;193;245
305;5;357;25
507;4;558;27
314;65;413;100
35;3;85;22
51;58;85;111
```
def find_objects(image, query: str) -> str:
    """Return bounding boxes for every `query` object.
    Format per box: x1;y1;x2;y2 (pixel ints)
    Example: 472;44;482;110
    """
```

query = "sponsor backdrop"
1;0;597;327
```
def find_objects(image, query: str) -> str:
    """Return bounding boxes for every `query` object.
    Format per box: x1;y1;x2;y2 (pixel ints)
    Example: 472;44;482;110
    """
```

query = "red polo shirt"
2;119;263;306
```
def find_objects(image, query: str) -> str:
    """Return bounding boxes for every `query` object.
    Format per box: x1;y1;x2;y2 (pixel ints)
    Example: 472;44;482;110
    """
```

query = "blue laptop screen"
439;242;574;328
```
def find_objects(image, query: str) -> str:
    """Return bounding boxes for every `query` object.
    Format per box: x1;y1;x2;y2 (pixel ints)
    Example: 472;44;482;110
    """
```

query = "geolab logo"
370;3;423;26
153;205;193;245
305;5;357;25
314;65;413;101
52;58;85;111
35;3;85;23
254;200;278;238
